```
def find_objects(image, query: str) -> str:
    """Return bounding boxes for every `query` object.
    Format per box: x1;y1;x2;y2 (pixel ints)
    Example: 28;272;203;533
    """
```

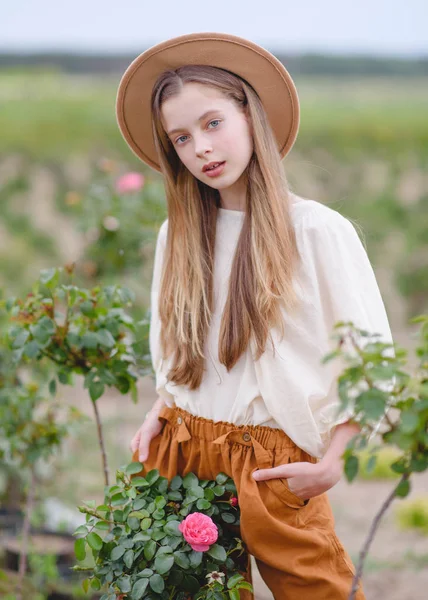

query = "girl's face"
160;82;253;195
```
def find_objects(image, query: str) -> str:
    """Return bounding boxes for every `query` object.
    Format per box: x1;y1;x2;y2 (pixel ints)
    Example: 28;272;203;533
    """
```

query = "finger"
138;436;150;462
130;430;141;453
252;465;292;481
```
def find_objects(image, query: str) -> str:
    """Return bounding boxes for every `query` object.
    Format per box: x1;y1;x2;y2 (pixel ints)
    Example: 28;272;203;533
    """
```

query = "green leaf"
86;532;103;552
128;517;140;530
215;472;229;485
168;490;183;501
74;538;86;561
90;577;101;591
145;469;160;486
189;550;203;568
11;329;29;349
400;412;419;434
123;549;134;569
365;455;377;474
155;496;167;509
183;575;200;593
154;554;174;574
182;472;199;489
344;455;359;482
131;578;149;599
173;551;190;569
355;389;387;421
164;520;181;536
126;462;144;475
23;340;41;359
229;589;241;599
89;381;105;402
221;512;235;524
196;498;211;510
236;581;253;591
82;578;90;593
111;545;126;561
94;520;110;530
204;488;215;501
48;378;57;397
81;331;99;349
213;485;225;496
395;478;411;498
207;544;227;562
170;475;183;490
97;328;116;348
227;574;244;589
133;497;147;510
131;477;149;487
39;267;57;285
118;575;132;593
141;517;152;530
149;574;165;594
144;539;157;561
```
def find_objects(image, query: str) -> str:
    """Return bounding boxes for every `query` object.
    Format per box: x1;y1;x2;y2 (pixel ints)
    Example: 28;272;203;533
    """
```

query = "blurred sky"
1;0;427;56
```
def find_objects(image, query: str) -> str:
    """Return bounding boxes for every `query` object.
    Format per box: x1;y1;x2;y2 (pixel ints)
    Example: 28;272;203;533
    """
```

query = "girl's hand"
130;408;164;463
252;458;343;500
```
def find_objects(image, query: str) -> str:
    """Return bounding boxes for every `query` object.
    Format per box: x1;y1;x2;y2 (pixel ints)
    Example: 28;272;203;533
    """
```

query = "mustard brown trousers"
132;405;365;600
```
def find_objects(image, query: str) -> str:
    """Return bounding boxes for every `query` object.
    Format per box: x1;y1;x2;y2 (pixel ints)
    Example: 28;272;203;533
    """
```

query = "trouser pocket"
255;449;310;510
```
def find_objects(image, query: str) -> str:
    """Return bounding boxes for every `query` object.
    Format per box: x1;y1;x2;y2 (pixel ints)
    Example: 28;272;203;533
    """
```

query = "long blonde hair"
150;65;300;389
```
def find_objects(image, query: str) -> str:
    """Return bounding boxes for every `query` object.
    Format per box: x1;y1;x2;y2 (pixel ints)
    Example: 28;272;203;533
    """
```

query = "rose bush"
73;463;253;600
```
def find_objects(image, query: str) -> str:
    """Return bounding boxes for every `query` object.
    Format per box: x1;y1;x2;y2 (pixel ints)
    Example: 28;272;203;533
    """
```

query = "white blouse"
148;194;394;459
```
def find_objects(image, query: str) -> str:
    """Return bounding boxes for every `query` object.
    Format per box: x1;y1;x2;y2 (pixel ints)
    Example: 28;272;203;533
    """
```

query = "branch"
348;473;410;600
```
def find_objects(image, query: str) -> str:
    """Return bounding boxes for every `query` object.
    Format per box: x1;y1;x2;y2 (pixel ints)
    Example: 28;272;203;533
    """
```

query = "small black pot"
3;528;76;574
0;507;24;534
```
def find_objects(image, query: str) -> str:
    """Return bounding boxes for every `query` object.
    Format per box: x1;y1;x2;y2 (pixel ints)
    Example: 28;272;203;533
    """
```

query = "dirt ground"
55;375;428;600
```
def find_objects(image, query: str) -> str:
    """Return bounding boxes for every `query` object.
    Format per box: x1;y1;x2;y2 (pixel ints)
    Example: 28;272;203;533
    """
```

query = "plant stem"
16;467;36;600
92;399;109;487
348;472;410;600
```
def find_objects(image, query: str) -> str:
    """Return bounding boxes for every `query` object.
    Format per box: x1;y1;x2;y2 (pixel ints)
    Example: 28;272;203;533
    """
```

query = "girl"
117;32;393;599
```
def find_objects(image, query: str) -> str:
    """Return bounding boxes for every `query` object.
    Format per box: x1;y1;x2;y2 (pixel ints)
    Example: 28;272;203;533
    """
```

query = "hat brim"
116;32;300;172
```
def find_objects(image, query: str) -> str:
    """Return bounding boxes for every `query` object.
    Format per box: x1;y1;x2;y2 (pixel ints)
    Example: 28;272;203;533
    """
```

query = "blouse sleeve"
296;205;395;442
148;219;175;403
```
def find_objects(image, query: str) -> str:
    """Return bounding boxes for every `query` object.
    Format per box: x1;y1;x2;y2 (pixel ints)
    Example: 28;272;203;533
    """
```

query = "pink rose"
115;172;145;194
178;512;218;552
229;496;238;507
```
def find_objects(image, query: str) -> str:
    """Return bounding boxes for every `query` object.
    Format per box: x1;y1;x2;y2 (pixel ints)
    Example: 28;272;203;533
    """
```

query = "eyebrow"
167;109;222;137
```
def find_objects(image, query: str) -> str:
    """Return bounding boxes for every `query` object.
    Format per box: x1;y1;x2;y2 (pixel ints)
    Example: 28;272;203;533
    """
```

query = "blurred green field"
0;70;427;159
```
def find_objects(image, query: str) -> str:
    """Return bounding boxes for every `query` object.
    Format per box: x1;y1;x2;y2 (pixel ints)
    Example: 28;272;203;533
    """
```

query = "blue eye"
175;120;221;145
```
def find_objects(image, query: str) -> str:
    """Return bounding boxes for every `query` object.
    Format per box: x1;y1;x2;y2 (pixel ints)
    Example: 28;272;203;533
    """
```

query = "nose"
194;133;212;159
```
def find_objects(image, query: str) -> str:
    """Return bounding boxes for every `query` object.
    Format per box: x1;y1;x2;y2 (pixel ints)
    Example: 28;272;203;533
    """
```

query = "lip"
202;161;225;173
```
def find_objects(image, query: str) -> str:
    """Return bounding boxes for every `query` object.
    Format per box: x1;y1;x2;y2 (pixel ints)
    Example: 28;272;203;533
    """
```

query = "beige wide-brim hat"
116;32;300;172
